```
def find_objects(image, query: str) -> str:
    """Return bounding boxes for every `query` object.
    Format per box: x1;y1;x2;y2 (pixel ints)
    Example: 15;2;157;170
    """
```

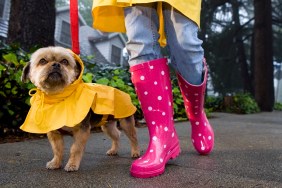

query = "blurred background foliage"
1;0;282;139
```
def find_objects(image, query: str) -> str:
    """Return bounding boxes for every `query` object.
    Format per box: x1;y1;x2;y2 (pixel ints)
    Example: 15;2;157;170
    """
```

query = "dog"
21;46;140;172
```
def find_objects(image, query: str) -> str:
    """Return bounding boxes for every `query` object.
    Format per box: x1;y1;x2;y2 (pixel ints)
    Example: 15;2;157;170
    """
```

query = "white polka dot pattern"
129;58;181;177
176;62;214;155
130;59;180;176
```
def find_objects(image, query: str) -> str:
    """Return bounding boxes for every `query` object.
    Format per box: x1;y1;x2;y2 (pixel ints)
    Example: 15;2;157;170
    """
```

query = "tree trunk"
253;0;274;111
7;0;55;51
232;1;253;94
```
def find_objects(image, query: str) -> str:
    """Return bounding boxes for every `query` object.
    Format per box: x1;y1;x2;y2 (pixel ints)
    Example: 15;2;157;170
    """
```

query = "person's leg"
163;3;204;85
163;4;214;154
124;4;162;66
124;4;180;178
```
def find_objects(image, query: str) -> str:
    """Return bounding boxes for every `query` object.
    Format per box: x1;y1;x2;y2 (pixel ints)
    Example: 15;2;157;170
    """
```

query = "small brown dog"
21;46;140;172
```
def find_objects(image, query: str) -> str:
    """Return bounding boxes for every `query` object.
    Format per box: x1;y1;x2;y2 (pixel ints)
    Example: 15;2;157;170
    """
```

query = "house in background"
0;0;10;42
55;6;87;48
0;0;128;67
79;25;128;67
55;6;128;67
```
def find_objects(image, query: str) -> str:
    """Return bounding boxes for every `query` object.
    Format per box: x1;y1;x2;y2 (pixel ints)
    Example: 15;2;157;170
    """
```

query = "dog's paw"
46;161;61;170
106;149;118;156
131;151;140;158
64;163;79;172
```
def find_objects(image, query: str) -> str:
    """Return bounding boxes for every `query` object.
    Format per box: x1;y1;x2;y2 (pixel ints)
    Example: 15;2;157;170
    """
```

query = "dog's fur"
22;46;140;172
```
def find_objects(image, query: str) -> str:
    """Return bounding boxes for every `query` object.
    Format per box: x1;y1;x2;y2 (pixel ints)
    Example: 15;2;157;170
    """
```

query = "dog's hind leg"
46;131;64;169
101;121;121;156
119;116;140;158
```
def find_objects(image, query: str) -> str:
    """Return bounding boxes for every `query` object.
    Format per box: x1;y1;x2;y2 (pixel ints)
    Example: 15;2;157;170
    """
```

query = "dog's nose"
52;63;60;68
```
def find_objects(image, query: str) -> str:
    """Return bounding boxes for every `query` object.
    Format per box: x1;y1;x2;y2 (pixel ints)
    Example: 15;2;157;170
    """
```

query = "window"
0;0;5;18
60;21;71;45
111;45;121;65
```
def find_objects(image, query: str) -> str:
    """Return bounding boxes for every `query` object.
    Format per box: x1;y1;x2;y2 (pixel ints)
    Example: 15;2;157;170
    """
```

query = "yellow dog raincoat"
20;52;136;133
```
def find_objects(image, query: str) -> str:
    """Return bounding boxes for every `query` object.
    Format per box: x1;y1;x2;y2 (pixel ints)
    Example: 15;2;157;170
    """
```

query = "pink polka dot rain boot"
177;59;214;155
130;58;181;178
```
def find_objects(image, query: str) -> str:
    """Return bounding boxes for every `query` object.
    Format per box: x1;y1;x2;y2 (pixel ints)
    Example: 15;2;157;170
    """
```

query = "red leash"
70;0;80;55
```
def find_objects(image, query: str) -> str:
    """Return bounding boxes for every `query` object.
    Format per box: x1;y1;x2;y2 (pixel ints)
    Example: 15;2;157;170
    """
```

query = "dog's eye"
39;58;47;65
60;59;69;65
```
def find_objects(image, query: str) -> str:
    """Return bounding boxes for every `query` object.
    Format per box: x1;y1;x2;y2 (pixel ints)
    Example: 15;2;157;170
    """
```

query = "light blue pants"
124;3;204;85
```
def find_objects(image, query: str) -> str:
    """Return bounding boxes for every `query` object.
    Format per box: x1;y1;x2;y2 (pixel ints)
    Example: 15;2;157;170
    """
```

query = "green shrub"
204;93;260;114
226;93;260;114
205;95;223;112
274;102;282;111
172;86;187;120
0;43;34;137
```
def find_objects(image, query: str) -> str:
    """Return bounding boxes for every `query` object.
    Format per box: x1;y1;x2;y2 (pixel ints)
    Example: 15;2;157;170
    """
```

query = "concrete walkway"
1;111;282;187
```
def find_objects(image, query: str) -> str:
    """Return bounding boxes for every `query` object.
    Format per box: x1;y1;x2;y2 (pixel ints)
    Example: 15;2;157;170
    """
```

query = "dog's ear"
75;60;82;79
21;62;31;83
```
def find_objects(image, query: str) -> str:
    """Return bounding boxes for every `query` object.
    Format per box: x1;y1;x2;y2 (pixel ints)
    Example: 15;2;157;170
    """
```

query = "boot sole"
130;143;181;178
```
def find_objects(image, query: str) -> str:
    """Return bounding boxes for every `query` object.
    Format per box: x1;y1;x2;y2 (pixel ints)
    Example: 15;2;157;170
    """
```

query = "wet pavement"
1;111;282;187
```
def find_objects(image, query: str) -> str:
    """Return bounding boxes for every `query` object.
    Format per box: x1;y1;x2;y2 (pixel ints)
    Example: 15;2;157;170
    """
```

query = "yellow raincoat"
92;0;201;46
20;51;137;134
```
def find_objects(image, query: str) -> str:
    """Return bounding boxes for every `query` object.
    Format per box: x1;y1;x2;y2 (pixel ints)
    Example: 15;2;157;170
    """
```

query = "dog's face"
22;47;81;94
